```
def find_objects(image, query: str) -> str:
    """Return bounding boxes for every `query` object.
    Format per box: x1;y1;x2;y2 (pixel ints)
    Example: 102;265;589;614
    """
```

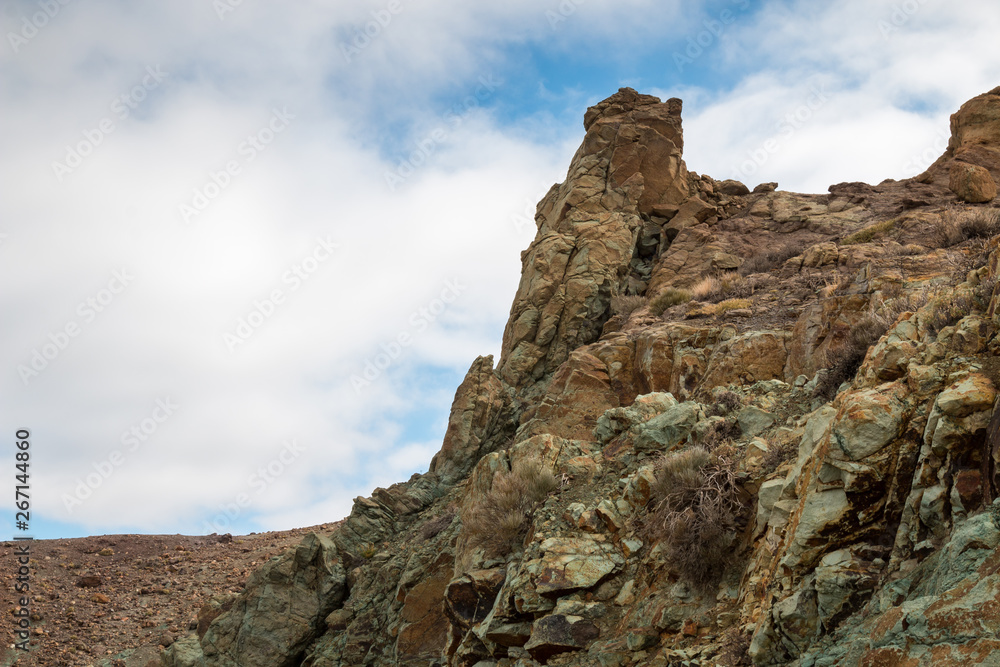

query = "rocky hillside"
20;86;1000;667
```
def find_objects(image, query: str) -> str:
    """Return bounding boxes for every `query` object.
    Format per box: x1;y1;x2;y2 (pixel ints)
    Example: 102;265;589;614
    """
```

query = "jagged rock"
445;568;507;630
498;88;689;388
633;400;704;452
531;536;624;595
594;392;678;443
430;355;515;485
165;533;346;667
738;405;775;437
524;614;600;661
950;162;997;202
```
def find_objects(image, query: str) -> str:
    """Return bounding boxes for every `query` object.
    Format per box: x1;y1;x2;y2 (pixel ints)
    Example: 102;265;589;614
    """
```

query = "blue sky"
2;0;999;539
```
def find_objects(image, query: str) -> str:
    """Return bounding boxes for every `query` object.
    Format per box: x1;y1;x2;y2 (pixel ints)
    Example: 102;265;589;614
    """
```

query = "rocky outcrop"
157;87;1000;667
164;533;346;667
497;88;690;390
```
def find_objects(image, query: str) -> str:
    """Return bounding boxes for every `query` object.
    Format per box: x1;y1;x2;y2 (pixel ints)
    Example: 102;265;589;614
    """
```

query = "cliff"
140;86;1000;666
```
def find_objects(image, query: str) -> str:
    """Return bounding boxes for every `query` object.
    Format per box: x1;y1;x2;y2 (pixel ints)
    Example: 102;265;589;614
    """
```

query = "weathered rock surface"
138;87;1000;667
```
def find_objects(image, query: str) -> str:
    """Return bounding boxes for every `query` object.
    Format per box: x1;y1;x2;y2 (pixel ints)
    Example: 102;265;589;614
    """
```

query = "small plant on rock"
814;309;896;400
647;447;746;590
610;294;647;320
649;287;693;316
959;207;1000;240
462;459;558;558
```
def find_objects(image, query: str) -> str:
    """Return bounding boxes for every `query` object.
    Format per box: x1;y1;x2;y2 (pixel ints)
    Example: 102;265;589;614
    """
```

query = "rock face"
497;88;689;389
156;87;1000;667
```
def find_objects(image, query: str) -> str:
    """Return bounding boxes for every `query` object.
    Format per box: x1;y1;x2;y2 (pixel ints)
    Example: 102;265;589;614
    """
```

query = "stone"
935;373;997;418
167;533;347;667
756;478;786;535
829;385;907;461
633;401;704;452
595;500;624;532
594;392;678;443
75;574;102;588
445;568;507;629
532;536;624;595
950;162;997;203
711;252;742;271
524;614;600;661
429;355;515;485
717;179;750;196
754;182;778;193
622;466;656;509
738;406;776;437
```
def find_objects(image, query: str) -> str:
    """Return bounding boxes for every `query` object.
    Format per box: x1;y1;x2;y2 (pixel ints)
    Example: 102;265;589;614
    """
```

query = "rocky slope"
18;86;1000;666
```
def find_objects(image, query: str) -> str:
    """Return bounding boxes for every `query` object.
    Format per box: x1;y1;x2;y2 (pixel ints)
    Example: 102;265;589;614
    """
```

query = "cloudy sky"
3;0;999;540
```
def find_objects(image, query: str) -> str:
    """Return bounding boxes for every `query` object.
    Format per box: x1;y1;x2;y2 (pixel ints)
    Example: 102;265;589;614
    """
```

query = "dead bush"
959;208;1000;240
610;294;646;320
708;390;743;417
701;419;742;450
647;447;746;590
717;628;753;666
814;310;895;400
760;438;797;474
462;459;557;558
739;242;808;276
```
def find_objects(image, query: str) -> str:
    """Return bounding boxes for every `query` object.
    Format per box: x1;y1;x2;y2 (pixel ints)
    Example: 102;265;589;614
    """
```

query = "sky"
2;0;999;540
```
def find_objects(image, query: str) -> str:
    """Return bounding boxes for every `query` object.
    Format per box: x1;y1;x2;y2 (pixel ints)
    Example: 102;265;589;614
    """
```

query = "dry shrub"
708;390;743;417
647;447;745;590
814;310;895;400
701;419;742;451
610;294;646;320
718;628;753;666
840;218;897;245
739;241;808;276
760;438;797;474
650;287;693;316
692;276;722;301
462;459;557;558
959;208;1000;240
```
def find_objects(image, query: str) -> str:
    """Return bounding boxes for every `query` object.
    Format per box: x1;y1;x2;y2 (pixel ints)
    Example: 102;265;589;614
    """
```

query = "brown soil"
1;523;341;667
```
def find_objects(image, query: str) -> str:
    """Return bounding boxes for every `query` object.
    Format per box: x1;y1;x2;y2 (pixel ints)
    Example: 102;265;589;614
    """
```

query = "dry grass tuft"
714;298;753;314
462;459;558;558
647;447;746;590
760;438;797;474
610;294;646;320
739;242;808;276
649;288;693;316
692;276;722;301
708;390;743;417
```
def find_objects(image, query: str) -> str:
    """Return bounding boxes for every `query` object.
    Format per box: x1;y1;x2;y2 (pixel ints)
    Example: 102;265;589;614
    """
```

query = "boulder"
524;614;600;661
950;162;997;203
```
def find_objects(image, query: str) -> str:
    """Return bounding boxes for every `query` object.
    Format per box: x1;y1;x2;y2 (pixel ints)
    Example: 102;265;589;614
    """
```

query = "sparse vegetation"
840;218;897;245
610;294;646;320
700;418;743;450
760;437;797;474
718;628;753;666
739;242;808;276
692;275;722;301
693;272;763;303
462;459;558;558
708;390;743;417
958;207;1000;240
714;298;753;314
649;287;692;316
647;446;746;590
814;309;896;400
